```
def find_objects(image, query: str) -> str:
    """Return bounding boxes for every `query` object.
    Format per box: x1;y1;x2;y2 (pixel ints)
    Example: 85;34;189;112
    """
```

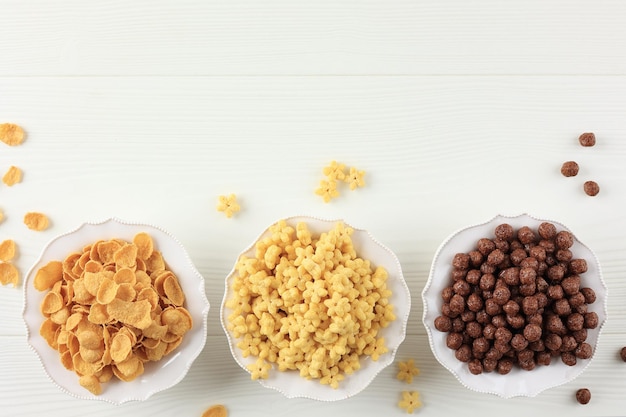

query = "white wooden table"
2;1;626;415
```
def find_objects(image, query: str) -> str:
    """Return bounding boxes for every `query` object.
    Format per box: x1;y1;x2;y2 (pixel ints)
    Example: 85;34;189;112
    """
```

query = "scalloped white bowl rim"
220;215;411;401
22;217;210;404
422;213;608;398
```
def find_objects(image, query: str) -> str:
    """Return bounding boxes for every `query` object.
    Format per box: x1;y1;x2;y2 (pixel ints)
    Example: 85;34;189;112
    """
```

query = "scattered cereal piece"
0;123;25;146
620;346;626;362
398;391;422;414
24;212;49;231
216;194;240;218
0;209;4;223
584;180;600;196
0;262;19;286
396;359;420;384
2;165;22;186
315;179;339;203
579;132;596;147
34;233;192;394
322;160;347;181
345;166;365;190
576;388;591;404
560;161;579;177
202;404;228;417
0;239;16;262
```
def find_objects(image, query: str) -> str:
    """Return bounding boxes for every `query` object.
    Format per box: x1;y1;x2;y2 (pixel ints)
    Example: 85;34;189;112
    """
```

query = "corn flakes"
0;123;25;146
202;404;228;417
33;233;192;394
226;220;395;388
24;212;49;231
0;262;19;286
2;165;22;186
0;239;17;262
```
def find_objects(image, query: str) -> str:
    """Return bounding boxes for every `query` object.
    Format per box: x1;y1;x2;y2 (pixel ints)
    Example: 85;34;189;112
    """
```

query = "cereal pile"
225;219;395;388
34;232;192;395
434;222;598;374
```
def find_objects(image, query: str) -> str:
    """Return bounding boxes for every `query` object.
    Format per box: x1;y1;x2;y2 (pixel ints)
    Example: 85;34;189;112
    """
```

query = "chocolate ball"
434;316;452;332
578;132;596;147
452;253;471;270
583;180;600;196
555;231;574;249
576;388;591;405
523;323;542;343
561;161;579;177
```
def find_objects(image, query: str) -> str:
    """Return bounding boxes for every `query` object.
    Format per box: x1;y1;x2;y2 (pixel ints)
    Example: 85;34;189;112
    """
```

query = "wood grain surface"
2;1;626;416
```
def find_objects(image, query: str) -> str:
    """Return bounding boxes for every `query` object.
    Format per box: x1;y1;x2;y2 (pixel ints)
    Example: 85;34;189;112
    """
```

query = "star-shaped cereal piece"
398;391;422;414
322;160;347;181
345;166;365;190
247;358;271;380
216;193;241;218
315;179;339;203
397;359;420;384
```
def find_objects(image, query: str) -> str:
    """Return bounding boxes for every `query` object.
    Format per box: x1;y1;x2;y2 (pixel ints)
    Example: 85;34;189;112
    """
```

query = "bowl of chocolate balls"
422;213;607;398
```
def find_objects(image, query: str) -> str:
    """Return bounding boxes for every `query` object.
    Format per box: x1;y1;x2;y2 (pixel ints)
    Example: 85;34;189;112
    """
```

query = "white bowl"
422;213;607;398
220;216;411;401
22;218;210;404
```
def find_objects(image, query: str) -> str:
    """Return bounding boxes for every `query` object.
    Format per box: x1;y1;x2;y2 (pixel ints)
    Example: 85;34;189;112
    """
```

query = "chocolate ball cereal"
578;132;596;147
583;180;600;196
576;388;591;405
435;222;598;375
560;161;579;177
620;346;626;362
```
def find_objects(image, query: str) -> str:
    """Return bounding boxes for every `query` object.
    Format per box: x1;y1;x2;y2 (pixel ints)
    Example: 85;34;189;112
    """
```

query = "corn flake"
24;212;49;231
202;404;228;417
0;262;20;286
2;165;22;186
0;123;25;146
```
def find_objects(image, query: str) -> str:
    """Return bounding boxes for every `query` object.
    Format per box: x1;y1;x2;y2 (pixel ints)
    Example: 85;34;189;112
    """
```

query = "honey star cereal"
2;165;22;186
24;212;49;231
396;359;420;384
0;123;25;146
217;194;240;218
33;232;192;395
225;219;396;388
398;391;422;414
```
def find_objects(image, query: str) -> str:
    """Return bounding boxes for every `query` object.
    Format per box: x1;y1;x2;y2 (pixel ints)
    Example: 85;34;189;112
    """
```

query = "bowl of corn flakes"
422;213;607;398
22;218;210;404
220;216;411;401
